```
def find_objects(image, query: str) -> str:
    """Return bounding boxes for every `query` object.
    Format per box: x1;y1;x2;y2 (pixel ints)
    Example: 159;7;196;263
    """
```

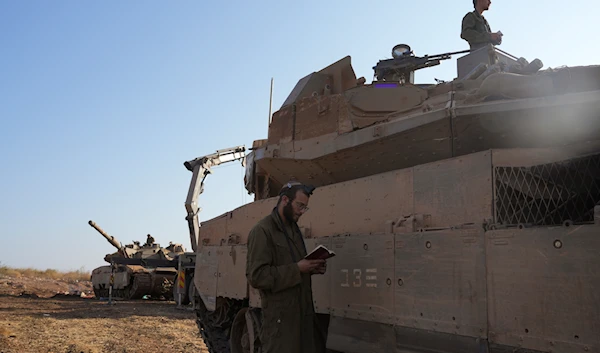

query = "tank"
187;44;600;353
88;220;187;300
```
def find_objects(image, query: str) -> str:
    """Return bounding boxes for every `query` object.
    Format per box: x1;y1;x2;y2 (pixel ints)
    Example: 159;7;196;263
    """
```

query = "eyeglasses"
293;201;309;212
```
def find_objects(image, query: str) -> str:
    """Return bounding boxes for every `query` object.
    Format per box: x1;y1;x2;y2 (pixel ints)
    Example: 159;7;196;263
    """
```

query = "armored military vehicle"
183;44;600;353
88;220;187;300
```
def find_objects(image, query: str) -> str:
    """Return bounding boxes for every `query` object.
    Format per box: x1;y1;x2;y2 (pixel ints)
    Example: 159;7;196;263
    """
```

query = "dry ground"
0;274;208;353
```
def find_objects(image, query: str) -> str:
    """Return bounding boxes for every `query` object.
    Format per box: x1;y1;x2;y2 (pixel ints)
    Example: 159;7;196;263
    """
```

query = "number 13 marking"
353;269;361;287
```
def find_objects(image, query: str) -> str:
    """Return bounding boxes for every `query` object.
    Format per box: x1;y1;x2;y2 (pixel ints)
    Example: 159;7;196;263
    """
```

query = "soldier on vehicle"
246;181;328;353
145;234;155;246
461;0;503;50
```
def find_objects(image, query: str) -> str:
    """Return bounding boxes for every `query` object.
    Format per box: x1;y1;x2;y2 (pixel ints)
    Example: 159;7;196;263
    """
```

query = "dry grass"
0;296;207;353
0;270;207;352
0;264;90;283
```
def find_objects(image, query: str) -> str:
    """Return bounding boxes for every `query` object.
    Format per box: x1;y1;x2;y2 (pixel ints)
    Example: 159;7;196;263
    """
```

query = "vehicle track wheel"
230;308;261;353
195;297;242;353
230;308;250;353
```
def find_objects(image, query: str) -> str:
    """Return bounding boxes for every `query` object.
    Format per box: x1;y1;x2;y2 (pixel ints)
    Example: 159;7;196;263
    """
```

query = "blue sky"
0;1;595;271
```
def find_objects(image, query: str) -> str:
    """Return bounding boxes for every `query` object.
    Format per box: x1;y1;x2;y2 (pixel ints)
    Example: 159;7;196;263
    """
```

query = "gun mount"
373;44;470;83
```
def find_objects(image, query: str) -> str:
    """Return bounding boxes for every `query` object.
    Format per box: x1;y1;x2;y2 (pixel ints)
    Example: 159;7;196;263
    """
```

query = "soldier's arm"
246;225;302;293
460;13;492;45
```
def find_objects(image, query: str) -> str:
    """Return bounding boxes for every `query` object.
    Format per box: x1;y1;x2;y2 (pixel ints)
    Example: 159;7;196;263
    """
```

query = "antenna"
268;77;274;125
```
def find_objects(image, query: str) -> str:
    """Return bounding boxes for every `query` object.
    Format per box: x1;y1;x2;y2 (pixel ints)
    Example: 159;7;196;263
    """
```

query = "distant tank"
88;220;186;300
182;43;600;353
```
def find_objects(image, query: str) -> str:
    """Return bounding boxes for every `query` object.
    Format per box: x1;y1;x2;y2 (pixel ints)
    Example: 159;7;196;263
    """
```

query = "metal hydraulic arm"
183;146;246;252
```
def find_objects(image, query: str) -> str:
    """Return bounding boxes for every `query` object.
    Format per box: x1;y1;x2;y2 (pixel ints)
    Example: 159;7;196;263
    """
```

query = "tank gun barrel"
88;220;122;251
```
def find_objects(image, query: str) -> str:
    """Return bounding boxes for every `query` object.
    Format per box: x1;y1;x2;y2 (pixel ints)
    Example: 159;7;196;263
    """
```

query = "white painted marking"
341;269;349;287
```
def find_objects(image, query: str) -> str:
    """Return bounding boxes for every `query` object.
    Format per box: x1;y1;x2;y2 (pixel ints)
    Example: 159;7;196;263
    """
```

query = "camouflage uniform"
246;208;325;353
461;10;500;50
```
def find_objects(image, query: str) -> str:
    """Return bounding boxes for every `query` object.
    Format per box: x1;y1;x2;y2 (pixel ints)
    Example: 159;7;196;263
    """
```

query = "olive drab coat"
460;10;500;50
246;208;322;353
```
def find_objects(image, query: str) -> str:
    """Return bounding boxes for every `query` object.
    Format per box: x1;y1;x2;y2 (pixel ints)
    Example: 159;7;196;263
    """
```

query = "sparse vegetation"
0;263;90;282
0;289;207;353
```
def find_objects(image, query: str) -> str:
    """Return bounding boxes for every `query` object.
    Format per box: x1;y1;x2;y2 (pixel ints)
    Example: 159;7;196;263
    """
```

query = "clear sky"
0;0;596;271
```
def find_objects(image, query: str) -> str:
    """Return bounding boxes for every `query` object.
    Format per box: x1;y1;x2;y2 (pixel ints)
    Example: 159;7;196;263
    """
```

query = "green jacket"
246;208;321;353
461;10;500;50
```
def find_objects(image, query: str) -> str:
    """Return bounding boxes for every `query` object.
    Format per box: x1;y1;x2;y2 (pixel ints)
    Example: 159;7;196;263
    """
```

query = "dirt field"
0;274;208;353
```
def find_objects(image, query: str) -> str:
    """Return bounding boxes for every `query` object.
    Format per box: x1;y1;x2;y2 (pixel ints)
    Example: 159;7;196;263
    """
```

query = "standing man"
246;181;328;353
461;0;503;50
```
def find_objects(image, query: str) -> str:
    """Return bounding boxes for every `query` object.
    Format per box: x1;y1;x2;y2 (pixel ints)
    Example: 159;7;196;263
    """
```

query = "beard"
283;202;297;223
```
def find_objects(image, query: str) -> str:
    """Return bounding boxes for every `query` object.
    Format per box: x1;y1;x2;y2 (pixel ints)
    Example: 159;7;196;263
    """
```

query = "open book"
304;244;336;260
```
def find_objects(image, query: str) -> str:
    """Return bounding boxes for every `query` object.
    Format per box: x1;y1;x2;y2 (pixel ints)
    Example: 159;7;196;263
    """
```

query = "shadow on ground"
0;296;197;321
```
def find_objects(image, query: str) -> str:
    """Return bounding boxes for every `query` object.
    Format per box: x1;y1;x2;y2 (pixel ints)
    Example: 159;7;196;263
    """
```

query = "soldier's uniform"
461;10;500;50
246;208;325;353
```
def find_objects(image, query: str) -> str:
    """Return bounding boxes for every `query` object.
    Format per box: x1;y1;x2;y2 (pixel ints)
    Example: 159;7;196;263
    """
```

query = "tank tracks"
194;297;244;353
128;272;154;299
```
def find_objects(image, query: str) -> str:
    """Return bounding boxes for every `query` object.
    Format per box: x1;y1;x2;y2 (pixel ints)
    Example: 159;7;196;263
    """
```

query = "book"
304;244;336;260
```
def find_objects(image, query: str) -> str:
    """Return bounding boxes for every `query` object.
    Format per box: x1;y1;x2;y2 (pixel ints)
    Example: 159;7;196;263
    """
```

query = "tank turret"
244;44;600;200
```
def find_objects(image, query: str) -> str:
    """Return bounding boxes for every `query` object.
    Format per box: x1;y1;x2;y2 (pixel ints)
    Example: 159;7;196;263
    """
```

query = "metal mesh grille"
494;153;600;226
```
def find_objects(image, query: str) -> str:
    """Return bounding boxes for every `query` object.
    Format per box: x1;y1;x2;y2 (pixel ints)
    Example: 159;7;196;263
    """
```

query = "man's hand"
312;261;327;275
490;32;502;44
297;259;325;274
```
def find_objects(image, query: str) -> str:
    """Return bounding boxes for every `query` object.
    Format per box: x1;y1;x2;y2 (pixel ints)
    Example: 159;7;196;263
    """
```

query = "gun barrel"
88;220;121;250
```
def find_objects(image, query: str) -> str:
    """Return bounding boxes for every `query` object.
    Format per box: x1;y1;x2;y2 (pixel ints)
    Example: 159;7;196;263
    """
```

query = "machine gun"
372;44;470;82
183;145;246;252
